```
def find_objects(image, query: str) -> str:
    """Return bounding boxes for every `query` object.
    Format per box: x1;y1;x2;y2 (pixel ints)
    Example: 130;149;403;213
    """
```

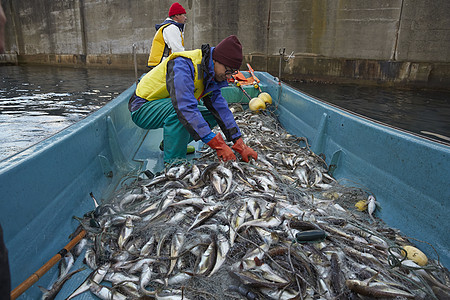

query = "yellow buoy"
401;245;428;266
258;92;272;105
355;200;368;211
249;97;266;112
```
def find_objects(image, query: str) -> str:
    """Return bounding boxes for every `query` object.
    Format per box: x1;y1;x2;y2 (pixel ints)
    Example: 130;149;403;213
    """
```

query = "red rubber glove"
207;134;236;161
232;137;258;162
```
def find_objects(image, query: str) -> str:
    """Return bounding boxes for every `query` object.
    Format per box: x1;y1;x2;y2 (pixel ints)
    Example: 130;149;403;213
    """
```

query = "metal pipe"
278;48;285;85
132;43;138;84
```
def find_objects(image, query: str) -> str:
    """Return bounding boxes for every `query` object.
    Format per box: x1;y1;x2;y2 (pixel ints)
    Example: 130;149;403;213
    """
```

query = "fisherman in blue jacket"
129;35;258;164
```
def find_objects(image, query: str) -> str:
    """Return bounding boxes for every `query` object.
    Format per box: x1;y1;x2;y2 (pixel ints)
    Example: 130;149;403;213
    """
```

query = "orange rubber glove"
232;137;258;162
207;134;236;161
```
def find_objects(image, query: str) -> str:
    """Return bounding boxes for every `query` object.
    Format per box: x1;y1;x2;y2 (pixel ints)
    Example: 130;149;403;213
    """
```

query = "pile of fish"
44;105;449;299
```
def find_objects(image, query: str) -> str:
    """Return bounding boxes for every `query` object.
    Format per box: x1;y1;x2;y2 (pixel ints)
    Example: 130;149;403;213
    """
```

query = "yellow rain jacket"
147;22;184;68
138;49;205;101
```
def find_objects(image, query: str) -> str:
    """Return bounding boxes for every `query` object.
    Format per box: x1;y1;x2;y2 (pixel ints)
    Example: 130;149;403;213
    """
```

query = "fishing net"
65;103;449;300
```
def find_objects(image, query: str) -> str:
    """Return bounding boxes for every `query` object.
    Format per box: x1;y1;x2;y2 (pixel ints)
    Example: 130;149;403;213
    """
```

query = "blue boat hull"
0;72;448;299
259;72;449;267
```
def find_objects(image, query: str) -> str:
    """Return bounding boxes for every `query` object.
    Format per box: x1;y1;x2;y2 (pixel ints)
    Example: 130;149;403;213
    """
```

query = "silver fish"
200;185;213;198
168;231;185;275
175;164;187;179
58;252;74;280
282;153;294;168
40;267;83;300
230;201;248;246
145;173;168;188
66;263;110;300
175;188;197;198
261;228;280;247
256;156;275;169
315;182;333;189
148;189;177;221
139;201;160;216
367;194;378;222
294;166;308;186
231;161;245;174
118;216;134;250
260;202;276;219
210;171;224;194
193;223;229;234
216;164;233;194
72;238;87;257
92;263;111;283
115;281;141;298
254;175;277;192
231;268;288;288
104;272;140;285
84;247;97;270
168;197;206;208
196;238;217;276
167;207;195;225
111;251;130;270
259;288;300;300
187;204;221;231
232;243;269;271
119;193;146;211
253;263;289;284
140;236;155;257
108;214;142;227
247;198;260;220
189;164;201;185
209;233;230;276
277;201;305;218
237;216;282;231
156;232;170;257
129;258;156;274
166;272;193;285
140;263;154;295
89;281;127;300
166;165;180;179
345;279;415;299
311;167;323;186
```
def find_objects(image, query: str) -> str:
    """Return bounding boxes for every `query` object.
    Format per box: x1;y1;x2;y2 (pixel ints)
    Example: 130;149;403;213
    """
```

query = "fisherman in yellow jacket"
147;2;187;68
130;35;258;164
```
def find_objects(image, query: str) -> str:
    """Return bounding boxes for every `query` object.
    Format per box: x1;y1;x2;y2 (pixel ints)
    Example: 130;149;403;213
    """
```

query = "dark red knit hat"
169;3;186;17
212;35;243;70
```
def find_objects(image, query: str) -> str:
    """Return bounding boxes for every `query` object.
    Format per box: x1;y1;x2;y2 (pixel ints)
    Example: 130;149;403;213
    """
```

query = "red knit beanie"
212;35;243;70
169;2;186;17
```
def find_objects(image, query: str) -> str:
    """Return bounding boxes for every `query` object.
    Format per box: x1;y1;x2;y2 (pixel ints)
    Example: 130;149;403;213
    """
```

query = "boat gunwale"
283;81;450;148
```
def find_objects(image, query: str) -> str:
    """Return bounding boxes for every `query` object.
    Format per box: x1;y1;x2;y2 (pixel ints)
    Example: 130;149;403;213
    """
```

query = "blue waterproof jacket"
134;44;242;143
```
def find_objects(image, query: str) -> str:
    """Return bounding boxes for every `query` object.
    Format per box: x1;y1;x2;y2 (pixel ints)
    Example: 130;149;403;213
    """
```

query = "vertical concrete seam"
78;0;87;59
8;0;20;54
266;0;272;72
391;0;405;61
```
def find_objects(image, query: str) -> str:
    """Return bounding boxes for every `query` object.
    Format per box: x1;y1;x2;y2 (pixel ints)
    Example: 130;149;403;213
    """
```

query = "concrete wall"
2;0;450;88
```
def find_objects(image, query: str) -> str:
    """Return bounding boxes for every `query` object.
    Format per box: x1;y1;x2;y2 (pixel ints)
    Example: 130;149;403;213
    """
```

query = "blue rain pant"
131;98;217;163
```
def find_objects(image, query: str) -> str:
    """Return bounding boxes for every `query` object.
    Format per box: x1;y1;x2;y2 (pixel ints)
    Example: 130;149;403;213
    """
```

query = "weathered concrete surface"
2;0;450;88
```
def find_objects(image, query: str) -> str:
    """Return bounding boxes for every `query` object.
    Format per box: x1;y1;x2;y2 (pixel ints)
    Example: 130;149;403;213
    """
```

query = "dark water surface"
0;65;136;160
286;81;450;143
1;65;449;161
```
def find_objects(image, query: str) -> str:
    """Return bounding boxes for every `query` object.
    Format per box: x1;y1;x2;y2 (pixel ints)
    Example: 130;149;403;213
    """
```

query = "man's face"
173;14;187;24
213;60;237;82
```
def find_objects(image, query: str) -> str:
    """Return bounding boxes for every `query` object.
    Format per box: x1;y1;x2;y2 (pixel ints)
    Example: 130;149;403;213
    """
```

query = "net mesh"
69;104;449;300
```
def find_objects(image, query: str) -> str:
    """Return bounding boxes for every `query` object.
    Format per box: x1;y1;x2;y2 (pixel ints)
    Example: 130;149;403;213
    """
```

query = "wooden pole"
10;229;86;300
